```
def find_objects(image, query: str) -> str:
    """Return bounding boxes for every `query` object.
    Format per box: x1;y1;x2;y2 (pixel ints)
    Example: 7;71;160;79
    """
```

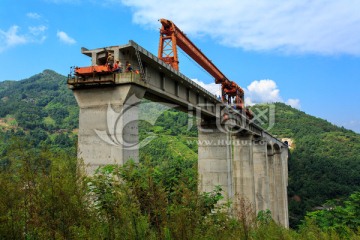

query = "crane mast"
158;18;249;116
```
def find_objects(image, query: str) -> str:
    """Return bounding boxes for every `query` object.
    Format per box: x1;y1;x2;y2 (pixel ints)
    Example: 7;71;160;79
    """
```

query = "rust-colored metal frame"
158;18;251;117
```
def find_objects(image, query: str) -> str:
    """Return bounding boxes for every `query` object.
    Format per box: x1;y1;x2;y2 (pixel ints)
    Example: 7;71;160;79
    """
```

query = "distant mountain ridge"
0;70;78;155
1;70;360;228
0;69;78;132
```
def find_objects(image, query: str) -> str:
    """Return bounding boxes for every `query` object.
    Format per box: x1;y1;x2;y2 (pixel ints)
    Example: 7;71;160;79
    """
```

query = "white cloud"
57;31;76;44
0;26;28;52
246;80;282;103
29;25;48;43
120;0;360;56
0;24;48;52
286;98;301;109
29;25;47;36
191;78;300;109
191;78;221;97
245;79;300;109
27;12;41;19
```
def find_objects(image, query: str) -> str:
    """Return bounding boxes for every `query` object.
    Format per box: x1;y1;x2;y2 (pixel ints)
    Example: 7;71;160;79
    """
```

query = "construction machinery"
158;18;252;118
67;46;144;86
68;18;252;118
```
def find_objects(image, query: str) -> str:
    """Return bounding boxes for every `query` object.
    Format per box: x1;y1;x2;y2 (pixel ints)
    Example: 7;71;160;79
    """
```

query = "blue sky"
1;0;360;133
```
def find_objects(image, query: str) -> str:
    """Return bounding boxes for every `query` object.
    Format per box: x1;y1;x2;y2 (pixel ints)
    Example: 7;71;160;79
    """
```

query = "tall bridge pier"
68;41;289;227
73;85;146;174
197;121;288;227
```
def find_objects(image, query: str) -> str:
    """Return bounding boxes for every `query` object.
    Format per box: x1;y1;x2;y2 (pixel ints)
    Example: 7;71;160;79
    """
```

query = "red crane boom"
158;18;249;116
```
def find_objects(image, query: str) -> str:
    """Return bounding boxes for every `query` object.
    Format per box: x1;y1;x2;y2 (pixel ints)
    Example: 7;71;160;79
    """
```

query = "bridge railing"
67;71;146;88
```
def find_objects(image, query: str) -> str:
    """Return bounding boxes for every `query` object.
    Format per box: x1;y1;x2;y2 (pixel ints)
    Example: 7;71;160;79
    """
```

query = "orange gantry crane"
158;18;252;118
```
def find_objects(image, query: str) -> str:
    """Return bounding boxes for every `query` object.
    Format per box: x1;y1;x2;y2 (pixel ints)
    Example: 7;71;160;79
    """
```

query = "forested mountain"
0;69;78;130
1;70;360;232
252;103;360;227
0;70;77;155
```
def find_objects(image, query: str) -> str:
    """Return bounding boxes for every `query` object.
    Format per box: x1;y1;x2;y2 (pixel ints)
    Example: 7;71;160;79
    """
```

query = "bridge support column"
252;140;270;213
198;122;233;202
273;146;289;227
281;147;289;228
232;134;256;212
73;85;146;174
267;144;277;220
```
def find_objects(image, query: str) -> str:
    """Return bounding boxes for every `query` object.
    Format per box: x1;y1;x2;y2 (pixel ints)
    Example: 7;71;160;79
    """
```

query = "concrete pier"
198;122;233;201
73;85;145;174
197;131;289;227
267;145;277;219
281;147;289;228
252;140;270;212
232;134;256;211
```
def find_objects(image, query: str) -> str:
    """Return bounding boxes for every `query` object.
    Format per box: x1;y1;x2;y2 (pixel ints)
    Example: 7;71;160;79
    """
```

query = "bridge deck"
68;40;285;147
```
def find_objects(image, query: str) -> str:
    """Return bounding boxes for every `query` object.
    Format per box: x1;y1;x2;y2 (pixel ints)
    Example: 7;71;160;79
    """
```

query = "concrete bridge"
68;40;289;227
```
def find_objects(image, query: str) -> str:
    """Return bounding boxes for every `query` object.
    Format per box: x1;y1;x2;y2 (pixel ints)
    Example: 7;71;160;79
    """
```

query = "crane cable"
178;47;213;80
178;47;222;98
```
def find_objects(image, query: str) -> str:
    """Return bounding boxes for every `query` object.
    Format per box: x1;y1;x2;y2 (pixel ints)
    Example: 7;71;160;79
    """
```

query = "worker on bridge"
106;53;114;70
125;61;133;72
113;60;122;73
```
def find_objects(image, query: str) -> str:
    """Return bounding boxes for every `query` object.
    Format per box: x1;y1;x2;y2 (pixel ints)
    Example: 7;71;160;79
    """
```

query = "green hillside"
0;69;78;130
0;70;78;155
252;103;360;227
1;70;360;231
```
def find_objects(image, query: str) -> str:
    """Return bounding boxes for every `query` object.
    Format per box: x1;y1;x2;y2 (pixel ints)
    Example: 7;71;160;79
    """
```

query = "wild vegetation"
2;138;360;239
1;70;360;238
